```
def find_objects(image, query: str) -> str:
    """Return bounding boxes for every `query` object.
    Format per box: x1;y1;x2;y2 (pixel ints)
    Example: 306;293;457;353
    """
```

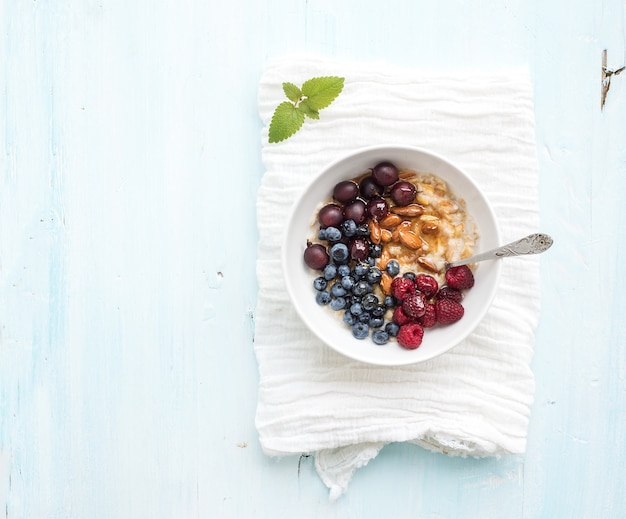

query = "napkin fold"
255;55;541;499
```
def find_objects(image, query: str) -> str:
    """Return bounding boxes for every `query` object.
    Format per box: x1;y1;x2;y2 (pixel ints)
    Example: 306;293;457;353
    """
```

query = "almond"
390;204;424;217
378;246;391;269
417;257;439;273
399;229;424;250
378;214;403;229
380;272;393;295
380;229;393;243
421;222;439;235
368;220;381;244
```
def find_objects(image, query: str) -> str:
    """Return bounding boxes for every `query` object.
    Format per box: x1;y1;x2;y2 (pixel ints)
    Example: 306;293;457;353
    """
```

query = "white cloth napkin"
255;55;541;499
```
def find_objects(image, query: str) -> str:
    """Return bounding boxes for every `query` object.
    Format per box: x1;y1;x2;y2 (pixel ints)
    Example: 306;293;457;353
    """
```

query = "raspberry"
397;323;424;349
417;303;437;328
402;291;427;319
436;286;463;303
435;299;465;324
414;274;439;299
391;277;415;301
392;305;412;326
445;265;475;290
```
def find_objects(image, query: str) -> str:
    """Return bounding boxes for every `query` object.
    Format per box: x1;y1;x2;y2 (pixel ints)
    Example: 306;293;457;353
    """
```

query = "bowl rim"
281;144;502;366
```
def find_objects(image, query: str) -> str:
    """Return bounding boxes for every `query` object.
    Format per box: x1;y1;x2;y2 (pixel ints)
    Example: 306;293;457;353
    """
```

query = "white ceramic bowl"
282;145;502;366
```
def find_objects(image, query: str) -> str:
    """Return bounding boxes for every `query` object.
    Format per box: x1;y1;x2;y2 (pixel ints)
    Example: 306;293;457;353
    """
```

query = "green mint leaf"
268;101;305;143
282;82;302;103
297;99;320;120
301;76;345;111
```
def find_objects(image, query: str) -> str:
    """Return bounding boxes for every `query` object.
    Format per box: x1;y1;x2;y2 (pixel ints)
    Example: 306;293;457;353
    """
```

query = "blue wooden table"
1;1;625;517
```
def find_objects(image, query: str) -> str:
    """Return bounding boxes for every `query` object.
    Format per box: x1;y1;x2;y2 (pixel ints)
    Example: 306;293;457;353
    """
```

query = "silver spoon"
445;233;553;269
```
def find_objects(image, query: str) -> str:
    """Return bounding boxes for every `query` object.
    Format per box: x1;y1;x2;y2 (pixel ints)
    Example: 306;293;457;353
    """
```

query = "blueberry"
323;263;337;280
358;312;371;323
372;330;390;345
338;264;351;277
330;243;349;263
330;283;347;297
330;297;347;311
365;267;382;285
385;322;400;337
325;226;342;242
340;275;355;290
353;263;368;279
348;294;362;305
352;322;369;340
403;271;416;282
341;219;357;237
369;316;384;328
366;257;376;266
350;302;364;315
315;291;331;305
383;295;396;308
386;259;400;276
372;304;386;317
361;293;379;311
343;310;357;326
352;280;371;297
313;277;327;291
356;224;369;237
317;228;328;241
369;243;383;258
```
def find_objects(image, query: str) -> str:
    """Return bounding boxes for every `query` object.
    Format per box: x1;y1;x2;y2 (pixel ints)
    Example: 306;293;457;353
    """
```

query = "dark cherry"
390;181;417;206
318;203;344;228
349;238;370;261
303;242;329;270
358;176;383;199
372;161;399;187
333;180;359;204
366;197;389;220
342;199;367;225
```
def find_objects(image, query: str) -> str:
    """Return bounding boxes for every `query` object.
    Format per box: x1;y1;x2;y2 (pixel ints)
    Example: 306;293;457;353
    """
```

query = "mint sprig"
268;76;344;143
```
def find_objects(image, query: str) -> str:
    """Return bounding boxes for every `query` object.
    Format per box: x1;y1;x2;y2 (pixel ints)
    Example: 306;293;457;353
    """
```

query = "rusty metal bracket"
601;49;625;110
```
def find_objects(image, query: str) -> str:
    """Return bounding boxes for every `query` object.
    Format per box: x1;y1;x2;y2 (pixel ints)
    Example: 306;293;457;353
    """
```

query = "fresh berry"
330;243;349;263
365;267;382;285
340;275;355;290
323;263;338;280
372;161;399;187
366;197;389;220
389;181;417;206
342;200;367;225
341;219;357;237
324;226;342;242
343;310;356;326
391;277;415;301
359;176;383;199
392;305;412;326
330;283;347;297
402;291;427;319
313;277;327;291
386;259;400;276
330;297;347;311
445;265;475;290
369;243;383;258
318;203;344;228
397;323;424;349
349;238;370;261
371;329;390;345
352;322;370;339
417;303;437;328
402;271;416;282
349;302;364;315
361;293;379;311
415;274;439;299
315;291;331;305
435;299;465;324
436;286;463;303
385;321;400;337
369;316;384;328
333;180;359;204
303;242;329;270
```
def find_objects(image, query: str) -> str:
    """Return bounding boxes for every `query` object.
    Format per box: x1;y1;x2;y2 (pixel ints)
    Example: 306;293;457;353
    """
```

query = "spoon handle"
446;233;553;268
